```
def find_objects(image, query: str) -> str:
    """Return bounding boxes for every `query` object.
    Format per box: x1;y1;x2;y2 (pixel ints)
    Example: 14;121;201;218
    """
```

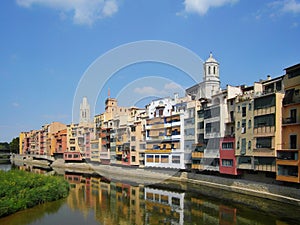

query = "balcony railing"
282;117;299;125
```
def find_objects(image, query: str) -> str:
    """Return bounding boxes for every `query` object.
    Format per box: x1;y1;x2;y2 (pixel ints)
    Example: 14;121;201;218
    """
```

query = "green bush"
0;170;69;218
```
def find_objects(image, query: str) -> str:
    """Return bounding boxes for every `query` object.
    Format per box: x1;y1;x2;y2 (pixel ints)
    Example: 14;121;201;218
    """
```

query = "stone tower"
203;52;220;98
80;96;90;124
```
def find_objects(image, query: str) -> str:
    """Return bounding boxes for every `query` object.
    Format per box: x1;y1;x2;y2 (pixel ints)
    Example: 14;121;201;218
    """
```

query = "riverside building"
277;64;300;183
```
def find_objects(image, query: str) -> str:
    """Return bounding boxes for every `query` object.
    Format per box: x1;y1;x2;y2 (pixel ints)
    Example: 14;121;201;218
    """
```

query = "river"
0;163;300;225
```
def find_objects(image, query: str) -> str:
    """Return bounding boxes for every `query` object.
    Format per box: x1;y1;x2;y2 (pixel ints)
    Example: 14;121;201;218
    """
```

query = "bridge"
0;151;11;163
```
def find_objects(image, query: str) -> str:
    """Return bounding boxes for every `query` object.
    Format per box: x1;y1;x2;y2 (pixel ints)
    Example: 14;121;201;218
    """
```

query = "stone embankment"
11;155;300;206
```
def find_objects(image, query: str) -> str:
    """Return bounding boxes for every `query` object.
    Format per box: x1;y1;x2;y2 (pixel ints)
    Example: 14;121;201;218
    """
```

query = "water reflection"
1;167;299;225
0;163;11;171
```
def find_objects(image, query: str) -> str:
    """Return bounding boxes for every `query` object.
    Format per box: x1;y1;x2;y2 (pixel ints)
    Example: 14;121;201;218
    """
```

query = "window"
198;110;204;118
287;70;300;79
254;114;275;127
155;155;159;163
172;155;180;164
242;107;246;117
254;94;275;109
237;106;240;112
290;109;297;123
222;159;233;167
241;138;246;155
206;121;220;133
204;106;220;119
131;156;136;162
131;146;136;151
131;126;136;132
222;142;233;149
237;141;240;149
131;136;136;141
248;120;252;129
230;111;234;122
242;119;246;133
238;156;251;164
146;155;153;163
290;135;297;149
161;155;169;163
237;121;240;129
256;137;272;148
198;121;204;129
248;103;252;111
248;141;251;150
159;109;163;116
276;81;282;91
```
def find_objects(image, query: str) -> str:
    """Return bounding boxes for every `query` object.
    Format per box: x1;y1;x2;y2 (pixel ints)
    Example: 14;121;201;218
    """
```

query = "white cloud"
164;82;182;90
281;0;300;13
134;86;164;95
11;102;20;108
134;82;183;96
16;0;119;26
268;0;300;15
182;0;238;15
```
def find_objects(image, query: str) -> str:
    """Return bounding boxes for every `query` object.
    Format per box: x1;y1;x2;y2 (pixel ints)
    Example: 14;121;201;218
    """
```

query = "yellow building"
252;78;284;172
277;63;300;183
19;132;26;155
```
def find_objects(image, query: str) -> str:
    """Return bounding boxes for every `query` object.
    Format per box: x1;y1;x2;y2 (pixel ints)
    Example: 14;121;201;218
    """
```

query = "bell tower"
204;52;220;98
80;96;90;124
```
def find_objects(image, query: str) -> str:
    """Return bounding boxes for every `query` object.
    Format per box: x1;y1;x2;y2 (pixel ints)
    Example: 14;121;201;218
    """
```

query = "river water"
1;163;300;225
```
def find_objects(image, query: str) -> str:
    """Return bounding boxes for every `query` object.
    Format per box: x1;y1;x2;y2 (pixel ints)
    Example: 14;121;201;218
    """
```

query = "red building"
219;137;241;175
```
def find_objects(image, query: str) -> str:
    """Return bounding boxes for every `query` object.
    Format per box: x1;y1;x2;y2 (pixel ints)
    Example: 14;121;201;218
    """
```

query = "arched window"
213;66;216;74
248;141;251;150
208;66;211;74
248;120;252;129
237;141;240;149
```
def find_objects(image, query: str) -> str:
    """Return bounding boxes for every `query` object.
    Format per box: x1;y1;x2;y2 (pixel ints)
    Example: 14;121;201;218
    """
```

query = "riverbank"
11;155;300;206
0;169;69;218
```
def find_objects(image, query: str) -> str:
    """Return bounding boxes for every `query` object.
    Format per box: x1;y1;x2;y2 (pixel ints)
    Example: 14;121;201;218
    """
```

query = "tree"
9;137;19;154
0;142;10;151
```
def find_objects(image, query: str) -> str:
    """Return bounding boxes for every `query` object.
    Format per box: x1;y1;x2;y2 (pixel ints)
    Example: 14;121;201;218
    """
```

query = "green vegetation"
0;170;69;218
9;137;19;154
0;137;19;154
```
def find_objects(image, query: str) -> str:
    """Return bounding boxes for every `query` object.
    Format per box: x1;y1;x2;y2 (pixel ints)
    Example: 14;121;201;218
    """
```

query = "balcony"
205;132;221;139
254;106;275;116
192;164;204;170
282;117;299;126
145;149;172;154
253;148;275;157
253;126;275;136
255;164;276;172
237;163;253;170
192;152;204;158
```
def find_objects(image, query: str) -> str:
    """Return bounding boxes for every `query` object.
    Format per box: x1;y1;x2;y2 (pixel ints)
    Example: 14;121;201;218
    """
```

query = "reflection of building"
277;64;300;183
144;187;185;225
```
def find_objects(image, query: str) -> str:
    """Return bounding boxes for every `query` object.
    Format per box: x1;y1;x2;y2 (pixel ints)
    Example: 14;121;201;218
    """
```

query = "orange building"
276;63;300;183
51;129;67;157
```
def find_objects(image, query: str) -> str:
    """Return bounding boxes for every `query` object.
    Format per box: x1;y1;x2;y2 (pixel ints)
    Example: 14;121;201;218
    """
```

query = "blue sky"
1;0;300;142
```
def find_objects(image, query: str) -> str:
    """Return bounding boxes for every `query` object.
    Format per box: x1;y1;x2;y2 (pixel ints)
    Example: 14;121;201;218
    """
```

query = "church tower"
203;52;220;98
80;96;90;124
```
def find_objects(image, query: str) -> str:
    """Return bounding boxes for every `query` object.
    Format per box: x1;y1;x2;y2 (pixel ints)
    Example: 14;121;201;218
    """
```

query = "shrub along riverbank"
0;169;69;218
